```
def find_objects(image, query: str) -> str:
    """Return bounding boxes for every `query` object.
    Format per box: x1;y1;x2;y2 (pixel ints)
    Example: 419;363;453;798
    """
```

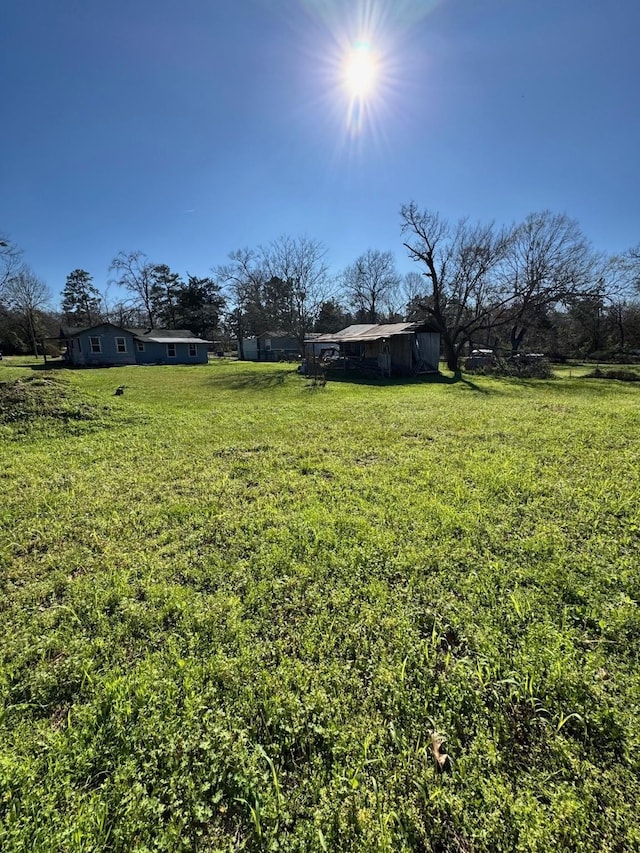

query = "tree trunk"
27;311;39;357
617;313;625;351
510;325;527;354
442;334;458;372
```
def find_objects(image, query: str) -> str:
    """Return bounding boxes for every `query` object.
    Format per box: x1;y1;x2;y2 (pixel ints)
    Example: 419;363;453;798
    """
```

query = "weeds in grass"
1;362;639;850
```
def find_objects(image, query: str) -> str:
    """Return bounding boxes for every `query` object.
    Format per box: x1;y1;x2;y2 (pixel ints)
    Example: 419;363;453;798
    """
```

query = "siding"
416;332;440;371
65;326;209;366
390;335;413;372
70;325;136;366
240;336;300;361
242;338;259;360
135;342;208;364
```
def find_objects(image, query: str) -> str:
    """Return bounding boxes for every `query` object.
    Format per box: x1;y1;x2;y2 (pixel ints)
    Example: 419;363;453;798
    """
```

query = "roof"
258;330;297;339
60;324;211;344
140;336;212;344
127;328;211;344
127;327;192;339
309;322;435;344
60;322;121;337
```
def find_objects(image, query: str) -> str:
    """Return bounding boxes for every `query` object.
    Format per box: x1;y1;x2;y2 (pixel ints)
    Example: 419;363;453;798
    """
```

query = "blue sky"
1;0;638;303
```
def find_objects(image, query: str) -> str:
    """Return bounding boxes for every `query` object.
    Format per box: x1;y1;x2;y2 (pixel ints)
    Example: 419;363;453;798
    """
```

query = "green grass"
1;361;639;851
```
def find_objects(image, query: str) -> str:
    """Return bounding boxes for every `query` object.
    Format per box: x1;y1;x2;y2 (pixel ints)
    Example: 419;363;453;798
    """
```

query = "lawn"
1;360;639;852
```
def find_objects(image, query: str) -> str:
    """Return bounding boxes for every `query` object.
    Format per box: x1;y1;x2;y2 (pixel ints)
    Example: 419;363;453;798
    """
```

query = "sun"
343;41;379;99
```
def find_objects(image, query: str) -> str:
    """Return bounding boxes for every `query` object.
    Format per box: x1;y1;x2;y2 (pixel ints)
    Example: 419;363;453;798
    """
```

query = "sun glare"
343;41;379;98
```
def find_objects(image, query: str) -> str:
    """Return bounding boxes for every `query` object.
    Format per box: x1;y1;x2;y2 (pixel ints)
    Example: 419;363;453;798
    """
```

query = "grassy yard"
1;360;639;852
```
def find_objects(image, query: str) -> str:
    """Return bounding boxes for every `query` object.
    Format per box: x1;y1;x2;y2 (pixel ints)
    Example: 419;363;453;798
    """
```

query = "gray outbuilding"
307;323;440;377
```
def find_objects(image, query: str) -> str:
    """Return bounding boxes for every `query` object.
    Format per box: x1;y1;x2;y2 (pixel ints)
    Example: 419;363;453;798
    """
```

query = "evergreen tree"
314;299;352;332
149;264;182;328
61;269;101;325
176;274;225;339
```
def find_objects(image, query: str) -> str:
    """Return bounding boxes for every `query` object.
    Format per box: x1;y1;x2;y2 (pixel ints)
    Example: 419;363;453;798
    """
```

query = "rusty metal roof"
309;323;422;344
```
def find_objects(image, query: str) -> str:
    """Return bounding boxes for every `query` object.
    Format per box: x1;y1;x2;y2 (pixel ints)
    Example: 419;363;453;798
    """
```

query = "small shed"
240;331;300;362
307;323;440;377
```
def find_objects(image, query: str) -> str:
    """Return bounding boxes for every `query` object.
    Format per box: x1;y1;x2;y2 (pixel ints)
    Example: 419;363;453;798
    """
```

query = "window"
136;340;145;352
77;337;82;352
90;336;101;353
115;337;127;353
189;343;197;357
167;343;176;358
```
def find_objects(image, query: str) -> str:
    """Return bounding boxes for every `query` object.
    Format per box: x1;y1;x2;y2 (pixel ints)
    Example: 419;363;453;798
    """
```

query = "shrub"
473;356;553;379
584;368;640;382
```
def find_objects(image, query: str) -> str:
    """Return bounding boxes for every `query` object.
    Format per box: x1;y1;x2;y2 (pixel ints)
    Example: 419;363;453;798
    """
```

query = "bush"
584;368;640;382
475;356;553;379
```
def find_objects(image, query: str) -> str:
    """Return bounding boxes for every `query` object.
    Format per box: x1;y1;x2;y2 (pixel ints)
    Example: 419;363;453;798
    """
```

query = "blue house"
60;323;212;367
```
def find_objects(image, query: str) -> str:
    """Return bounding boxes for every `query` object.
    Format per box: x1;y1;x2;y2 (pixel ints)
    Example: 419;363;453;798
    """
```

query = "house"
239;331;300;362
60;323;212;367
306;323;441;377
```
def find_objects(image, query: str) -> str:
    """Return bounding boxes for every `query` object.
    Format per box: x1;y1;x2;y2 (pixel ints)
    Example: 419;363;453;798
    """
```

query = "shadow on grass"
325;369;490;393
0;358;67;371
33;360;67;371
1;360;54;370
216;368;299;390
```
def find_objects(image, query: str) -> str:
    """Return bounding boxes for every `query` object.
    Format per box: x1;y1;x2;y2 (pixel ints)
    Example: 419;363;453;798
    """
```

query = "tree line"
1;207;639;368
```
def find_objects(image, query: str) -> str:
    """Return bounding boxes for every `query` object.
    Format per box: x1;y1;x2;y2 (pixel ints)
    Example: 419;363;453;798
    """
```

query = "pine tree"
61;269;101;326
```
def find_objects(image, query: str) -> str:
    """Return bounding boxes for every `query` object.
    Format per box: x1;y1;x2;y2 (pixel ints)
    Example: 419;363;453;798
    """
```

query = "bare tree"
4;267;52;356
402;271;427;320
400;203;513;371
598;246;640;352
218;237;332;357
626;243;640;271
217;249;266;360
0;235;23;294
501;211;595;353
613;243;640;294
261;235;332;350
109;251;155;327
341;249;401;323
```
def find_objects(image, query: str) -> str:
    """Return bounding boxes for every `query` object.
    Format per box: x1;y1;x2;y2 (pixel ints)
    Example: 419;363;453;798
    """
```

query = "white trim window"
167;343;176;358
189;343;197;357
115;336;127;353
136;340;145;352
89;336;101;353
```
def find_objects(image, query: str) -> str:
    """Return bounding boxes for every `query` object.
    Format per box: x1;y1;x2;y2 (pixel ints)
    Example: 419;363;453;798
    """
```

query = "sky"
1;0;639;305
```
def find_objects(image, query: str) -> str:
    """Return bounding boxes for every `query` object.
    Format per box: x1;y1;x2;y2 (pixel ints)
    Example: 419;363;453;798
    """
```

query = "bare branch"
341;249;401;323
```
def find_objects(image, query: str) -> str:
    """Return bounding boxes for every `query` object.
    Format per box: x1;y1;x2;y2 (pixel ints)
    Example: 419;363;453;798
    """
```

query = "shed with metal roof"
307;323;440;376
